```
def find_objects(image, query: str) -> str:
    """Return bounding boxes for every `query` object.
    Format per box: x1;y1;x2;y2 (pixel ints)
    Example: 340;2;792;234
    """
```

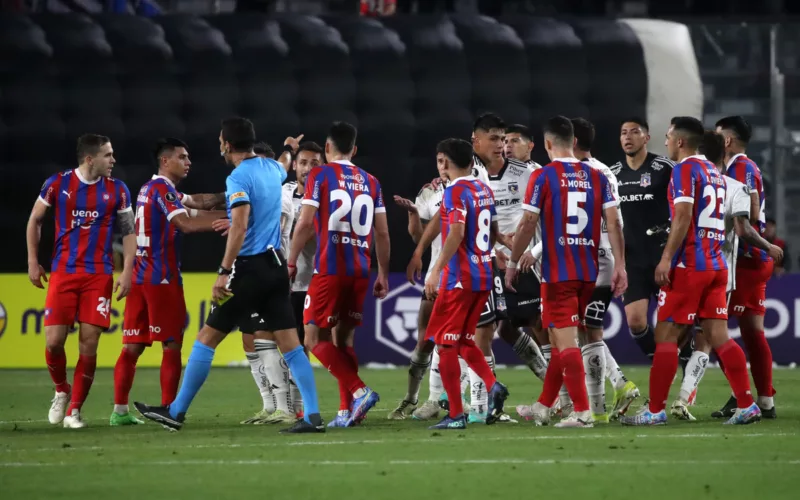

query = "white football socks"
582;341;608;415
678;351;709;403
469;355;494;413
246;351;275;413
254;339;291;413
406;348;432;403
289;372;303;415
603;341;629;391
428;349;444;401
512;330;548;381
459;356;469;395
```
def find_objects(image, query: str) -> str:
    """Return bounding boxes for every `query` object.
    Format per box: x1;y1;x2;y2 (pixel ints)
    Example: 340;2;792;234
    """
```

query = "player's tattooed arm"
182;193;226;210
26;199;50;288
117;210;135;236
116;211;136;300
733;215;784;264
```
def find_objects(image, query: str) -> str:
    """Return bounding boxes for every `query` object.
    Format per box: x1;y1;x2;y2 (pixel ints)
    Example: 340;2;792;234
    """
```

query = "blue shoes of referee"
345;387;380;427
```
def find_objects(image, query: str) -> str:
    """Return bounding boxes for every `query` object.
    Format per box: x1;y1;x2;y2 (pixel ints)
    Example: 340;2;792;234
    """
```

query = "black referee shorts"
206;249;296;335
623;264;660;306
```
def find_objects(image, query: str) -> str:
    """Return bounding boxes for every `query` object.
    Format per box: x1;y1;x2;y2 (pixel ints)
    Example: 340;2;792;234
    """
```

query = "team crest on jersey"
103;193;110;201
508;182;519;194
165;192;177;202
640;173;651;187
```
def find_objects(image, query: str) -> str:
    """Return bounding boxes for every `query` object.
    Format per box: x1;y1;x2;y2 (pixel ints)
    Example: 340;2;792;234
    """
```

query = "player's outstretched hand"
611;266;628;298
213;218;231;236
424;273;439;300
407;253;423;284
769;244;784;265
115;270;132;301
374;272;389;299
284;134;304;153
393;195;418;214
28;262;48;289
518;251;536;273
504;266;518;292
654;259;671;287
212;275;232;302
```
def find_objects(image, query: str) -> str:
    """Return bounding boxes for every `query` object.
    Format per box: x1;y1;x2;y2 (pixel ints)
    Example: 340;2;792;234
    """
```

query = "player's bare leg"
671;326;709;421
45;325;71;424
252;330;294;424
700;319;761;424
737;313;775;416
111;342;146;426
306;322;378;428
62;323;101;429
625;299;656;361
393;299;433;419
240;334;276;424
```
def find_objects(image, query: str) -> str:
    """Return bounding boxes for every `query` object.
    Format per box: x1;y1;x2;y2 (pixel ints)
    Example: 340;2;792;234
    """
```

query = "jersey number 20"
329;189;374;236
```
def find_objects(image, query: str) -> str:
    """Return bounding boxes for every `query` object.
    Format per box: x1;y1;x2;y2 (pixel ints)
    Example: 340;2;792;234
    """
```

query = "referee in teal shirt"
135;118;323;433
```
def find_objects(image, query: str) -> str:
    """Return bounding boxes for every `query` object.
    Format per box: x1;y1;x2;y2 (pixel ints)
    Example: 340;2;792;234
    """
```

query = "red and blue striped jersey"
667;155;728;271
38;169;132;275
132;176;188;286
522;159;616;284
439;176;496;292
302;160;386;278
726;154;770;263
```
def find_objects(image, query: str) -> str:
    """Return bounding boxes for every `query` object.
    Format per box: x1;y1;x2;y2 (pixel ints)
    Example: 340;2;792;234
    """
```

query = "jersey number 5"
135;205;149;247
567;191;589;235
698;185;725;230
329;189;374;236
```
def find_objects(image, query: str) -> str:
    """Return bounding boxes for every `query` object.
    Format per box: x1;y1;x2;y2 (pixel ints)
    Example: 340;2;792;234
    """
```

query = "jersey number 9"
329;189;374;236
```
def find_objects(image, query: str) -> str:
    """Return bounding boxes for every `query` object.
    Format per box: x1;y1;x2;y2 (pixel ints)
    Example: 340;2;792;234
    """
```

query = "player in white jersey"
239;141;324;424
390;163;472;420
670;131;783;421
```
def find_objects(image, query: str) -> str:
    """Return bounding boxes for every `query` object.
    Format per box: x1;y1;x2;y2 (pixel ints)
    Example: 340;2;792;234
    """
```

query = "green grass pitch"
1;366;799;499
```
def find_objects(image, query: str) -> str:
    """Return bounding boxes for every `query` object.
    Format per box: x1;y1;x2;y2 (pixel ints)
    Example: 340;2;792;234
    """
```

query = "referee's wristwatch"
217;266;232;276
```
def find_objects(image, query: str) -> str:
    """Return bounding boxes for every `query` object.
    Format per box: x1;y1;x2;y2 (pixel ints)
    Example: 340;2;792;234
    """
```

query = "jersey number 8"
476;208;491;252
329;189;374;236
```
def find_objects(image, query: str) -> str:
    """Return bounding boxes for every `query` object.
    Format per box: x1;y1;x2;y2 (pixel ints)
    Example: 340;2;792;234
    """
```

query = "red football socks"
312;341;366;403
649;342;678;414
45;348;70;394
113;349;139;405
740;328;775;398
438;346;463;417
68;354;97;414
716;339;755;408
561;347;589;413
160;348;182;406
537;348;562;407
458;343;496;389
337;346;359;410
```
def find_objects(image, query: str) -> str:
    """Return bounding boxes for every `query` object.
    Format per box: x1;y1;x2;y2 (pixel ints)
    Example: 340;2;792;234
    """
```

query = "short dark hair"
253;141;274;159
505;124;533;142
327;121;357;155
699;130;725;165
543;115;574;145
621;117;649;131
77;134;111;163
154;137;188;163
221;117;256;153
296;141;324;157
671;116;705;150
473;113;505;133
437;138;474;170
570;118;595;151
715;115;752;145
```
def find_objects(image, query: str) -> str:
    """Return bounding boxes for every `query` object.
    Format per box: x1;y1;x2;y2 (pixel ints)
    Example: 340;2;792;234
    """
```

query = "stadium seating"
0;13;649;272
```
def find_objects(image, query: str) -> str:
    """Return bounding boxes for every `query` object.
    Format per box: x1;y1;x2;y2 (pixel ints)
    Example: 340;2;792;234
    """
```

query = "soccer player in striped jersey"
289;122;391;428
424;138;509;430
506;116;627;428
27;134;136;429
621;117;760;426
111;138;227;426
712;116;780;419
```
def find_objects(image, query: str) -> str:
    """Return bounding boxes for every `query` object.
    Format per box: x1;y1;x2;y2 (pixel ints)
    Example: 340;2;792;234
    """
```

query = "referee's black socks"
631;326;656;360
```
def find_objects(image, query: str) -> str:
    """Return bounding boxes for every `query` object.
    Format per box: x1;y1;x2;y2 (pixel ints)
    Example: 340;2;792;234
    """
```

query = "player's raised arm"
278;134;304;173
26;196;51;288
393;194;423;242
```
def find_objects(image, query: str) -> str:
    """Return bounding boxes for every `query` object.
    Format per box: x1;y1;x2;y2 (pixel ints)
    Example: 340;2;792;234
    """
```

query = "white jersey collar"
452;175;477;185
74;168;101;185
331;160;355;166
551;157;580;163
152;174;176;188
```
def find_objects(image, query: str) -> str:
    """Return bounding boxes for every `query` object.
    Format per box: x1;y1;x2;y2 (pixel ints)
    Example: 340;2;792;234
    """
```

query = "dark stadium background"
1;0;798;275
